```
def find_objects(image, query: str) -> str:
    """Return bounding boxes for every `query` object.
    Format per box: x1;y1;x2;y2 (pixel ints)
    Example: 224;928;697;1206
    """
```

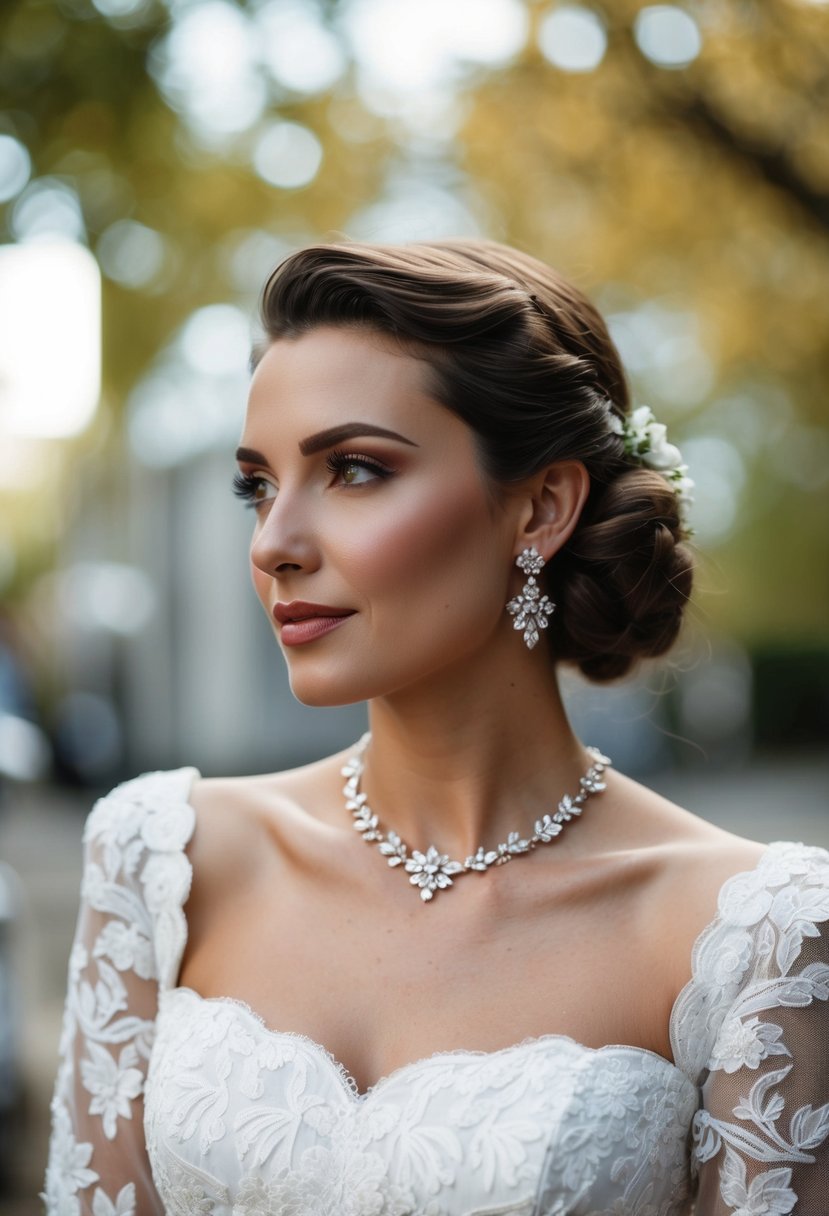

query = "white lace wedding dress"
42;767;829;1216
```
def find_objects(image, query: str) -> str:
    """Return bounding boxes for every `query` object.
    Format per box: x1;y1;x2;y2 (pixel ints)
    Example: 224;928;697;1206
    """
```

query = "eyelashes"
232;471;269;508
232;450;394;508
325;449;394;483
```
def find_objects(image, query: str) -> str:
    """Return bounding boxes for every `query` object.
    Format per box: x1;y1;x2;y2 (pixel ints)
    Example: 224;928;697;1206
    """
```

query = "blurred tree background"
0;0;828;781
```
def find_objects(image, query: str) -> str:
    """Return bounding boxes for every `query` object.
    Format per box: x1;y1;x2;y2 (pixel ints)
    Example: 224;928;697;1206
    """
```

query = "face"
236;325;520;706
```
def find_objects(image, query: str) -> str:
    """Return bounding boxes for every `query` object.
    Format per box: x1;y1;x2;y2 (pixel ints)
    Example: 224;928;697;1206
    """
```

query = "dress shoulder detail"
83;766;199;992
670;840;829;1214
670;840;829;1085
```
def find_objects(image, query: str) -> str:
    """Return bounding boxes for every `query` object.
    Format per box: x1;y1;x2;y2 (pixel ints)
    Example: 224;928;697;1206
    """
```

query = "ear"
513;460;590;561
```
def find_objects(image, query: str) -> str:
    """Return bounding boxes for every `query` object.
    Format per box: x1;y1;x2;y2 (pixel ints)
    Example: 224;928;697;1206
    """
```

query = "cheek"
336;480;503;613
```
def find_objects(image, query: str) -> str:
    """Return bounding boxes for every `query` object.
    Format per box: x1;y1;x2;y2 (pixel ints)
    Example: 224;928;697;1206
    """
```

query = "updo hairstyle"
256;238;694;683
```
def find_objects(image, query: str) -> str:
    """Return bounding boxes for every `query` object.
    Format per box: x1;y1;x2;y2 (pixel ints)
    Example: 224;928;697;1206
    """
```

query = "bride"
43;239;829;1215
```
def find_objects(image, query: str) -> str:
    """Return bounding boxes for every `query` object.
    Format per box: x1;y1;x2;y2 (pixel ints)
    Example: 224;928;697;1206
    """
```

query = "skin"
178;325;767;1095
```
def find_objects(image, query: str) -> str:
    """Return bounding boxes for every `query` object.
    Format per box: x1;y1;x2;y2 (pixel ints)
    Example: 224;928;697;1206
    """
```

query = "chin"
286;668;377;709
290;687;364;709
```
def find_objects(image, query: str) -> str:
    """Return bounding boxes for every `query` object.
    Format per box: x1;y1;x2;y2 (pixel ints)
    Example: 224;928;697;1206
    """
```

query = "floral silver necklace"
342;733;611;903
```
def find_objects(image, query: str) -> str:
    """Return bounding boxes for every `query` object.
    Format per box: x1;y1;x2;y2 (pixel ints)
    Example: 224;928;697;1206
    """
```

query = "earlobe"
516;460;590;560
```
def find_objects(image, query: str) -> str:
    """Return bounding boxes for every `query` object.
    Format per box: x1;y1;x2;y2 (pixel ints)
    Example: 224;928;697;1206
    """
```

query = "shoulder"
183;748;351;900
613;771;829;934
623;780;829;1002
592;766;771;903
591;770;776;987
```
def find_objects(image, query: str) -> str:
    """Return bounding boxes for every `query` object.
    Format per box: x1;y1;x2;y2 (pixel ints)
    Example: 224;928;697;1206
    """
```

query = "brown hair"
257;238;694;682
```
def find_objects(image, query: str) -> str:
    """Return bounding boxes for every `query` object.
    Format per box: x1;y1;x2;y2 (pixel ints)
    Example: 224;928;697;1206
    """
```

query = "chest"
177;846;678;1094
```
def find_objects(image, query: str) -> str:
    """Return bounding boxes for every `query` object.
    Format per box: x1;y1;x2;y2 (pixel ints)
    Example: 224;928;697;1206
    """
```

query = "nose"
249;499;320;578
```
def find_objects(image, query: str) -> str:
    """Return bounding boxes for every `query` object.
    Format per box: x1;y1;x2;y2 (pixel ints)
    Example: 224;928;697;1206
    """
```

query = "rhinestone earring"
506;546;555;650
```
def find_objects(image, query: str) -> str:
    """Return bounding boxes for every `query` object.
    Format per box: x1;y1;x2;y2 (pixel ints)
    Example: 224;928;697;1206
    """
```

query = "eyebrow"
235;423;419;466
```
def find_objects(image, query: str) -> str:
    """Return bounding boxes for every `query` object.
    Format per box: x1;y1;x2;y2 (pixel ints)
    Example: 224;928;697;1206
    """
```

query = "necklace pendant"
405;847;464;901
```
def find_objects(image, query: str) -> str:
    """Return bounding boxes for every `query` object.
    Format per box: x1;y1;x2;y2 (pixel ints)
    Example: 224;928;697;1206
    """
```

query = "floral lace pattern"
672;842;829;1214
42;769;829;1215
145;987;697;1215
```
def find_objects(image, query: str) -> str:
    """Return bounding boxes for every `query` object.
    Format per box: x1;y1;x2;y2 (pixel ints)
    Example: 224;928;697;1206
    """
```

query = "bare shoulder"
602;767;769;987
603;765;767;858
183;748;350;899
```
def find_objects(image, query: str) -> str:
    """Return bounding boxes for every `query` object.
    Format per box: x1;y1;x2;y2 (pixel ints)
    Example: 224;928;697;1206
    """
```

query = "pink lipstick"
274;601;355;647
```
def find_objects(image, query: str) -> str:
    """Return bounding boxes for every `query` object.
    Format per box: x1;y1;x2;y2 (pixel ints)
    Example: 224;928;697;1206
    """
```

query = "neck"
356;639;593;861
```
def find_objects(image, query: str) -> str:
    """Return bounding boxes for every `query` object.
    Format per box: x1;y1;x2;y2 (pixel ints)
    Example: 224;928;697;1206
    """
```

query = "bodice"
42;766;829;1216
145;985;699;1215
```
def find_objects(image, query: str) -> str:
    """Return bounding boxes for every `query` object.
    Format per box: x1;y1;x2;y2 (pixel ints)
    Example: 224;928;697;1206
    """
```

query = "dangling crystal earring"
506;546;555;650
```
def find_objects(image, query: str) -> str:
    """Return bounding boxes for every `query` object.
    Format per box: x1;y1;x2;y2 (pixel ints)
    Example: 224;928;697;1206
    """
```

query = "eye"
232;471;276;508
325;450;393;487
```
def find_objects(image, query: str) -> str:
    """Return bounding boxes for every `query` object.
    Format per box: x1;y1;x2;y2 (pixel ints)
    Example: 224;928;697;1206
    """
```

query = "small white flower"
606;401;694;521
92;1183;136;1216
710;1015;790;1074
93;921;155;980
643;436;683;472
141;852;190;913
709;930;754;988
42;1101;99;1210
80;1040;144;1139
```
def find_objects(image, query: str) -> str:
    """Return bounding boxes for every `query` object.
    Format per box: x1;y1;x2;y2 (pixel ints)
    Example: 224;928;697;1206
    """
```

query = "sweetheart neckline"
168;765;786;1101
163;983;698;1102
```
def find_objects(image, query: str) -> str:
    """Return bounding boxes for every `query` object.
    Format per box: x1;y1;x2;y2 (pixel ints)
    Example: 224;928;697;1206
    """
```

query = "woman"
43;239;829;1215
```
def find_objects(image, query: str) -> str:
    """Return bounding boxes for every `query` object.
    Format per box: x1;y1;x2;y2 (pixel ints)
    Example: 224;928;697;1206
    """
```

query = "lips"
274;601;356;625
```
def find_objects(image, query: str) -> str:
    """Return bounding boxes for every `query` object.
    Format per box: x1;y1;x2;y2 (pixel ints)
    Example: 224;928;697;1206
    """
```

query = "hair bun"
549;467;694;682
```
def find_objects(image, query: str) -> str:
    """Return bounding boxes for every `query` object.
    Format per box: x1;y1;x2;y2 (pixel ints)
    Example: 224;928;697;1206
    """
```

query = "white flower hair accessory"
606;403;695;524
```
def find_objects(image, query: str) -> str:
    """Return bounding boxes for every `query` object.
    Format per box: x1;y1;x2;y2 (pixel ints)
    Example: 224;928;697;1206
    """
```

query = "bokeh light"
607;303;714;409
0;134;31;203
538;5;607;73
634;5;702;69
681;435;747;544
340;0;528;103
10;178;85;243
127;304;250;468
0;242;101;439
96;219;169;290
178;304;252;377
252;121;323;190
90;0;151;22
257;1;345;94
149;1;267;141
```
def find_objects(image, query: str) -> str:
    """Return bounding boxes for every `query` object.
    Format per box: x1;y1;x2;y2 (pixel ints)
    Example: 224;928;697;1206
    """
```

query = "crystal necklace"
342;732;611;903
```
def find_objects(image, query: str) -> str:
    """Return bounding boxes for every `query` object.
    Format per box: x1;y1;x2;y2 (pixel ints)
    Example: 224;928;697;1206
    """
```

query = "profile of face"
236;326;522;707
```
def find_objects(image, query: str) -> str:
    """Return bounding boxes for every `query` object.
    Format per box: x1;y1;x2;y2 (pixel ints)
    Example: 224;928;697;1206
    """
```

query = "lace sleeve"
41;770;196;1216
691;849;829;1214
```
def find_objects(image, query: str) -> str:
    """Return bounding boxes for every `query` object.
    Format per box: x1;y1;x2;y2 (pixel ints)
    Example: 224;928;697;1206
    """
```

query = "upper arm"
690;856;829;1214
43;770;197;1216
42;805;165;1215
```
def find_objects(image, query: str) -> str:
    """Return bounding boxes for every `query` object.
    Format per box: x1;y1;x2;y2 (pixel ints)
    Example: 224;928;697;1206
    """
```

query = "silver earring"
506;546;555;650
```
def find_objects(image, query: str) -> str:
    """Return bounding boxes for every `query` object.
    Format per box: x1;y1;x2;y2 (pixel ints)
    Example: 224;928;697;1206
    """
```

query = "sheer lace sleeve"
41;769;197;1216
689;843;829;1215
